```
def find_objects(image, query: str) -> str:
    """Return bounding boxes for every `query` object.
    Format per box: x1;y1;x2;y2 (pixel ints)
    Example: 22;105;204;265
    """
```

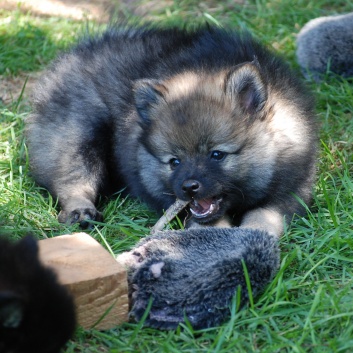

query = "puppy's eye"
210;151;226;161
169;158;180;169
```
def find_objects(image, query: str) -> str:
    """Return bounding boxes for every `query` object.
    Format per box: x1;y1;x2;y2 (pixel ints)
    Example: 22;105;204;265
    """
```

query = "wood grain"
39;233;129;330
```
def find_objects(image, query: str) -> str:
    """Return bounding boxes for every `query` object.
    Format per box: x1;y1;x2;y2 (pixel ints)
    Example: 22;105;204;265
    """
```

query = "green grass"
0;9;86;75
1;1;353;352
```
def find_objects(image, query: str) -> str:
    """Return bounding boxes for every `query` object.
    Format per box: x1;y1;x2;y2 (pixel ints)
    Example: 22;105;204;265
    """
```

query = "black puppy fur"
0;236;76;353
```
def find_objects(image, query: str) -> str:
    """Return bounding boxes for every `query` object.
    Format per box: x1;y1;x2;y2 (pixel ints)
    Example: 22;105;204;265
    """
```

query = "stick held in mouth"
151;199;189;234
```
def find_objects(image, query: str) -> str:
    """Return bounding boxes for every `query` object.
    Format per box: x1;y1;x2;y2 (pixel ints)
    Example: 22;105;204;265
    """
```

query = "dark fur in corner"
0;236;76;353
117;227;279;330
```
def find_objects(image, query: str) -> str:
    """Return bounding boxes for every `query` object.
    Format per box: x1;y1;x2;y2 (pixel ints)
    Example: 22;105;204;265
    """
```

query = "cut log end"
39;233;129;330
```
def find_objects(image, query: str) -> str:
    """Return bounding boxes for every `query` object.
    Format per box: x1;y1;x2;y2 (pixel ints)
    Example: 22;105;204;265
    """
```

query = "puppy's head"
134;63;277;223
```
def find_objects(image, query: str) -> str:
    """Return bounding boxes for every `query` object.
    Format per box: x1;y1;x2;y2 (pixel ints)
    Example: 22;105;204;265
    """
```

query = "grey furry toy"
296;13;353;78
117;227;279;329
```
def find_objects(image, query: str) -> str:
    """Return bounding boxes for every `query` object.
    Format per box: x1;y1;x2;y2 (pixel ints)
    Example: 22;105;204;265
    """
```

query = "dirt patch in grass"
0;74;37;106
0;0;115;22
0;0;176;22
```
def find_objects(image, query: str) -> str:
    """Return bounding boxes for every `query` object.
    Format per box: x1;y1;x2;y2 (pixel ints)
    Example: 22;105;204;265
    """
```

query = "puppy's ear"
134;80;167;123
225;61;267;116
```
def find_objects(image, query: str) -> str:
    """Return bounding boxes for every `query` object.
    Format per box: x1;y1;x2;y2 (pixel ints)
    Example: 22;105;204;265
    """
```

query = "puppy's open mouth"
189;197;222;218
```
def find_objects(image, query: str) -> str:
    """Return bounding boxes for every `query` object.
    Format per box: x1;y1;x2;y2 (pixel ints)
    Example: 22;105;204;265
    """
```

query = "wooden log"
38;233;129;330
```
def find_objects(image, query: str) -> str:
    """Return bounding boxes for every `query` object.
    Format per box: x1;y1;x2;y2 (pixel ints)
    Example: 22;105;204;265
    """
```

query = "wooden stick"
150;199;189;234
39;233;129;330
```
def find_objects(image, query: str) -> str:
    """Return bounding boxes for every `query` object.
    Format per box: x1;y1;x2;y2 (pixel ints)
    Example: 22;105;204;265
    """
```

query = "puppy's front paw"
58;207;103;228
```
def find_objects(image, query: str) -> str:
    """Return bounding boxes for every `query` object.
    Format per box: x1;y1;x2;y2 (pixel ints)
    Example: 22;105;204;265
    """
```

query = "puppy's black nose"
182;179;201;197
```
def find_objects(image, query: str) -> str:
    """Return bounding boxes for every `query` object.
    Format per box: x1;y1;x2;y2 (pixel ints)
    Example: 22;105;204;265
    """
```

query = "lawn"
1;0;353;352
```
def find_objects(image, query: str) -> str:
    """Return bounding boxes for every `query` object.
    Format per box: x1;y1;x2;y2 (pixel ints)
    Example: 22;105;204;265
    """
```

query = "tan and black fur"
26;26;317;237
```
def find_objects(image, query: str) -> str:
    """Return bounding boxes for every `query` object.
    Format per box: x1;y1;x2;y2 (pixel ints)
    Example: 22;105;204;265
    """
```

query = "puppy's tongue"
189;198;220;218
